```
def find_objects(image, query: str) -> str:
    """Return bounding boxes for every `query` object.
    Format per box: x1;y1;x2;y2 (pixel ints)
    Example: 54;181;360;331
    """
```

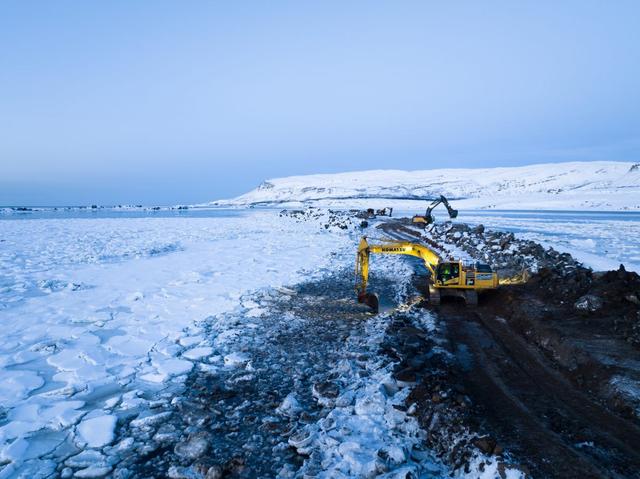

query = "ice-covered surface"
448;211;640;272
0;208;529;478
0;205;632;476
109;261;453;477
208;161;640;211
106;252;522;478
0;211;361;476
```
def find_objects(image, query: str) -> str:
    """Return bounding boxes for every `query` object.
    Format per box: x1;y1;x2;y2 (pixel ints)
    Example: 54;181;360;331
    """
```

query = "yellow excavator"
355;237;498;311
412;195;458;227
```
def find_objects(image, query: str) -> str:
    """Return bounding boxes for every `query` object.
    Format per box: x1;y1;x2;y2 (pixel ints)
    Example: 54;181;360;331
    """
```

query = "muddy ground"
112;211;640;479
382;218;640;478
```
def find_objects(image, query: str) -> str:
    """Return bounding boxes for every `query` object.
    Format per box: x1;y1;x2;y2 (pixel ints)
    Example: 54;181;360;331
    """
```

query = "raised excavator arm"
356;238;441;311
356;236;498;311
356;238;439;294
434;195;458;219
413;195;458;227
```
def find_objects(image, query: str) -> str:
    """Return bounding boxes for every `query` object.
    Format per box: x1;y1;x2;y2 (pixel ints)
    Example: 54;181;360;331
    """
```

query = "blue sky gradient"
1;1;639;205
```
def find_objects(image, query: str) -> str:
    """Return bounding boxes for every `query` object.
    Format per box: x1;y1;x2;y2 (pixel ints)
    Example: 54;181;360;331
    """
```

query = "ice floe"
0;210;355;474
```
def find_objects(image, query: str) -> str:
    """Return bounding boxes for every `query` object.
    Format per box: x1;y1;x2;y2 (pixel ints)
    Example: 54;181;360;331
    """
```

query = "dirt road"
441;300;640;478
383;219;640;478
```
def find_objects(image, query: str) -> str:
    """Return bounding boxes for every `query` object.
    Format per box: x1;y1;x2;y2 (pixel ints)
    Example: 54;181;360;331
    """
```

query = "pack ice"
0;211;355;477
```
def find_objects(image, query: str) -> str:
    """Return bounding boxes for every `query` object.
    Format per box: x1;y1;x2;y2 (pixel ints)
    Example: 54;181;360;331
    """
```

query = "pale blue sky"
1;1;639;205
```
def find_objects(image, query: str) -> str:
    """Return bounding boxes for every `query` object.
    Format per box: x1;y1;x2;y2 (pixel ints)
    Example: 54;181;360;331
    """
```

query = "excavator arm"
415;195;458;226
356;236;500;311
424;197;442;217
355;238;371;302
425;195;457;217
356;237;441;310
439;195;458;219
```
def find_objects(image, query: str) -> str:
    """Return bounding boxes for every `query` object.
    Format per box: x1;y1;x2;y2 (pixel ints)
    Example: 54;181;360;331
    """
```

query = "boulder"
574;295;603;313
473;436;497;455
624;293;640;306
471;224;485;234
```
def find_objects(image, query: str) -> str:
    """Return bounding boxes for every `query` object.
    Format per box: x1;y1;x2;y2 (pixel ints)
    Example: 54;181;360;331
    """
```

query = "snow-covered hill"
209;161;640;211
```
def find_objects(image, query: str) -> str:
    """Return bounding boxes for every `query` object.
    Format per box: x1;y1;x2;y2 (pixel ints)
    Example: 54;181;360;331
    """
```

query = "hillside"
209;161;640;211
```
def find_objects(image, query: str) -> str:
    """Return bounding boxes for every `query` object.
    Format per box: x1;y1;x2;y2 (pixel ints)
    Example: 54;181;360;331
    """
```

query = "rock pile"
279;208;359;230
424;222;582;280
425;221;640;347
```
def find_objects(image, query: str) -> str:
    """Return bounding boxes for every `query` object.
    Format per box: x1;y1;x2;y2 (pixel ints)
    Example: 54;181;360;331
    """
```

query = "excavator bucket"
358;292;379;313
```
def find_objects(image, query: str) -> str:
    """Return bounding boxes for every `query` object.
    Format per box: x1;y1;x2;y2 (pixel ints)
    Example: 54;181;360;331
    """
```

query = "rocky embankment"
285;208;640;434
280;209;640;477
380;217;640;477
420;220;640;348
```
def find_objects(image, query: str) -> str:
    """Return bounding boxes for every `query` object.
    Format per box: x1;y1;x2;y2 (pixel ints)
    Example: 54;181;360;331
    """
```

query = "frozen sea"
0;206;637;477
0;209;361;477
460;210;640;272
5;207;640;275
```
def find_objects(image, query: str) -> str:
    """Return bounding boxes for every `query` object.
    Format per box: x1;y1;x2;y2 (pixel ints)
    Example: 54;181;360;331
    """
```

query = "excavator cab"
435;262;461;285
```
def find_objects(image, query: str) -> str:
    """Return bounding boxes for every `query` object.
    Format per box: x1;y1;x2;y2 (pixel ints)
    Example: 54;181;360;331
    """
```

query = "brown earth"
382;219;640;478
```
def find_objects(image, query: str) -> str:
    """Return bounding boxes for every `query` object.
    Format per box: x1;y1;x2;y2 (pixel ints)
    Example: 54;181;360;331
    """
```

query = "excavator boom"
356;237;441;310
356;236;498;311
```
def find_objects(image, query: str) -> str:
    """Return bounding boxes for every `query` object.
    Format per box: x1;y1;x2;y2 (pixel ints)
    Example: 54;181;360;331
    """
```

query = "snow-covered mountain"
210;161;640;211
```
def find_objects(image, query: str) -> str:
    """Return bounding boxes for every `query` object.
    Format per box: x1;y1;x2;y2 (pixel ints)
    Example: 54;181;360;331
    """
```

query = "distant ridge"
208;161;640;211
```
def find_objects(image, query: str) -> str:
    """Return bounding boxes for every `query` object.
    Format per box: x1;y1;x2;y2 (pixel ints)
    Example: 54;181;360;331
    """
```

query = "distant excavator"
360;207;393;218
412;195;458;227
355;237;498;311
375;207;393;217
